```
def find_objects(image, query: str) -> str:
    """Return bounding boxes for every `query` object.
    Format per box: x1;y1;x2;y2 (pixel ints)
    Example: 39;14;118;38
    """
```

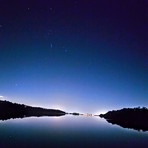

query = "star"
49;8;53;11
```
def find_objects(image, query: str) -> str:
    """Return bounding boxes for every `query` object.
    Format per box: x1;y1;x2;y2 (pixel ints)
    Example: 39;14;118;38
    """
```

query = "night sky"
0;0;147;113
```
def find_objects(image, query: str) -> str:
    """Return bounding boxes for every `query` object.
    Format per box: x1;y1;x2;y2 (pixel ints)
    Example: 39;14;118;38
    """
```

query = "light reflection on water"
0;115;148;148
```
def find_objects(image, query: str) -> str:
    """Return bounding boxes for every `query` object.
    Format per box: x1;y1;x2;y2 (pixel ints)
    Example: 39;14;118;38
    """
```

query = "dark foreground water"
0;115;148;148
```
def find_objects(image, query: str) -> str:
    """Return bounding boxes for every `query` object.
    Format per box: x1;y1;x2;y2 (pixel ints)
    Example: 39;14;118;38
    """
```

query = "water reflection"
105;119;148;132
0;114;65;121
0;116;148;148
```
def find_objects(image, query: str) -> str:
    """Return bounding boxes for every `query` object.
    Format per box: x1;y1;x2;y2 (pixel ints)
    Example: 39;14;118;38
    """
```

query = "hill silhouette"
0;100;66;121
100;107;148;132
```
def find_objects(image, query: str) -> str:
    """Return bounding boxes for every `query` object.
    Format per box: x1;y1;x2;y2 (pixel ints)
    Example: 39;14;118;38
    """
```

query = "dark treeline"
0;100;66;121
100;107;148;132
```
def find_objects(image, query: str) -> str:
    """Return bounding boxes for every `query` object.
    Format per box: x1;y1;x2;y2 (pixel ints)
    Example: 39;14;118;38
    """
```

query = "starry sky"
0;0;147;113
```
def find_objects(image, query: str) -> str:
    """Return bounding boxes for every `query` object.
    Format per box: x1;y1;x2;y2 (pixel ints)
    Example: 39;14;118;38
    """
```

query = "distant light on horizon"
94;110;108;115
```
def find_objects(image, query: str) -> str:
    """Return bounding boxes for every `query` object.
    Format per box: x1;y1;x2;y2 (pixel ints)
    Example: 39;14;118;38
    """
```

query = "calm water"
0;115;148;148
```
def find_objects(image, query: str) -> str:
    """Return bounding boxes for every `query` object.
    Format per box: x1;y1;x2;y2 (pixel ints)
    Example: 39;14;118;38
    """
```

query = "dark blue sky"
0;0;147;113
